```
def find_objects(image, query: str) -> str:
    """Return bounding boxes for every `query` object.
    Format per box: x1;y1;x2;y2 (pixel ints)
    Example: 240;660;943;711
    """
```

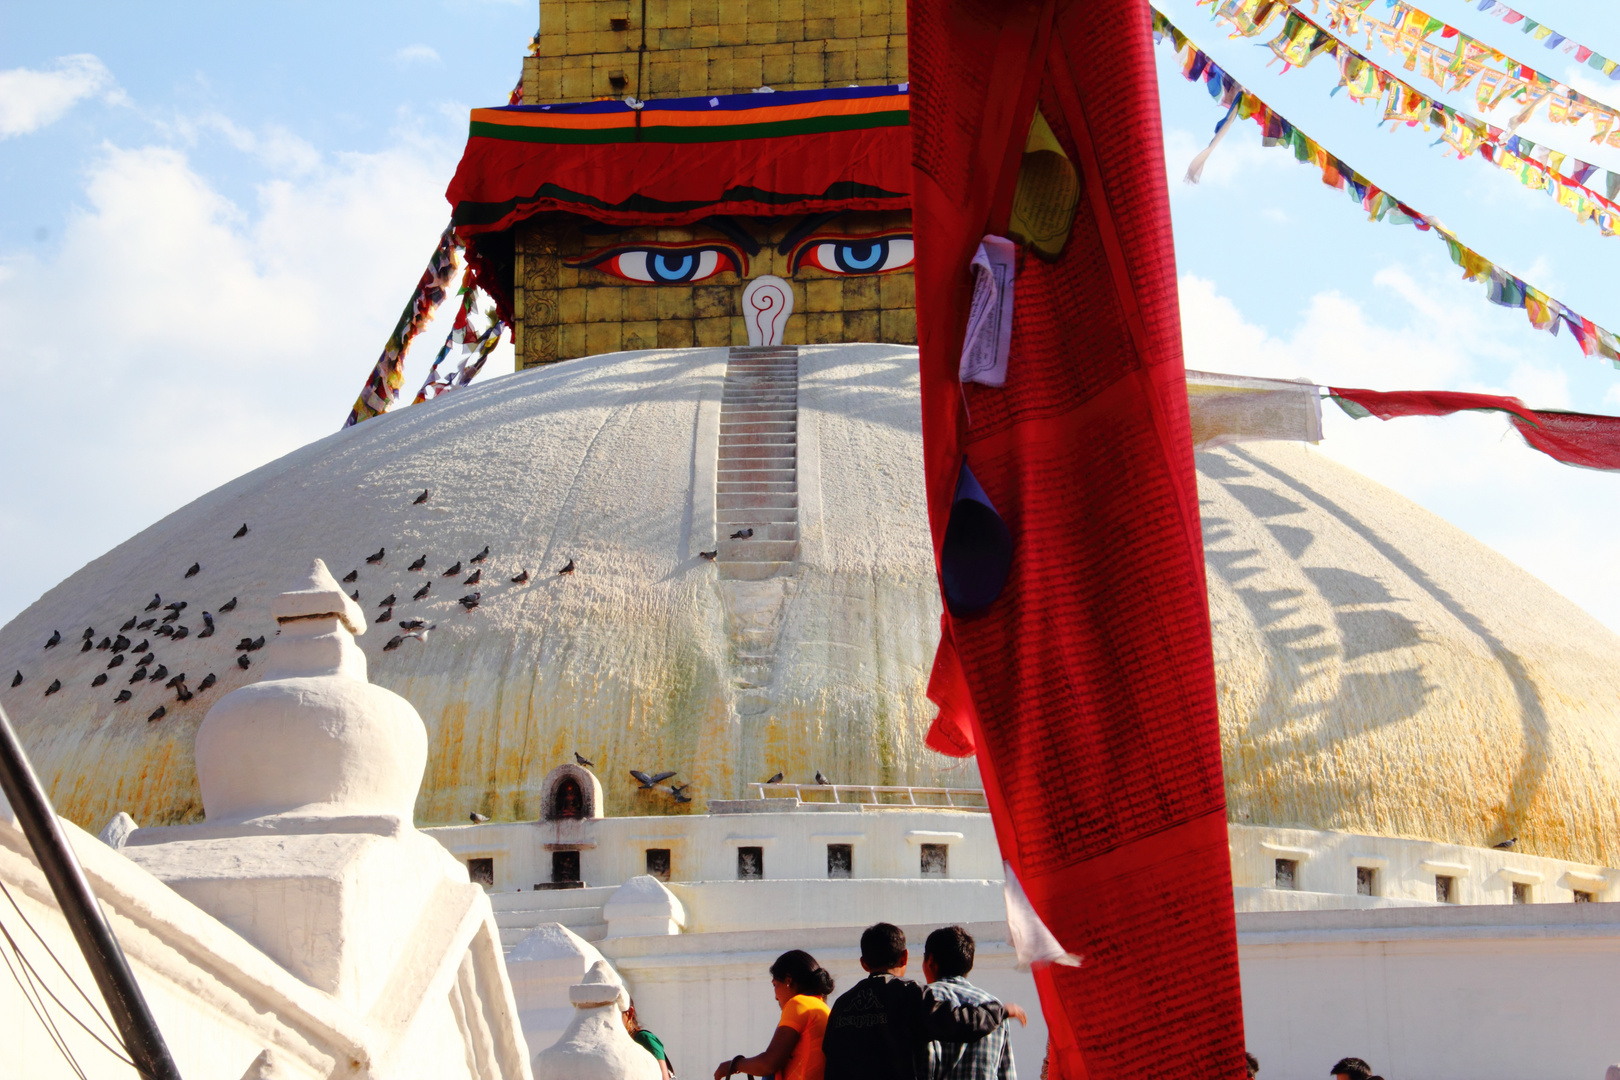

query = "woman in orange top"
714;949;834;1080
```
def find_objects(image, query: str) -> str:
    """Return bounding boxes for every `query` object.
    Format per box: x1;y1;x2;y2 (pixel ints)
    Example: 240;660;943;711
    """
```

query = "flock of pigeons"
12;487;581;725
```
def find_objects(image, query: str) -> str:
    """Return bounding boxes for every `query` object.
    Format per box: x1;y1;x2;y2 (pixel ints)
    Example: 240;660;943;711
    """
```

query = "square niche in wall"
467;857;494;888
827;844;853;879
738;846;764;880
921;843;949;877
552;850;581;884
646;848;671;882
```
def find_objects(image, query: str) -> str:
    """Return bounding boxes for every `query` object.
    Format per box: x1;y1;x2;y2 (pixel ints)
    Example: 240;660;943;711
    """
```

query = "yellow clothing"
778;994;831;1080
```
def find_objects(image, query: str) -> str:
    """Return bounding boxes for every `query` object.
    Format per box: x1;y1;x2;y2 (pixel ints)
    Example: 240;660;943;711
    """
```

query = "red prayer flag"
1331;386;1620;470
910;1;1244;1077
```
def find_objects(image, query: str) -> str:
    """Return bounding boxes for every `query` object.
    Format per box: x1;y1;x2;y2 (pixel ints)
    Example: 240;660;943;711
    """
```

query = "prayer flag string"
345;225;460;428
1328;385;1620;470
1203;0;1620;152
1152;9;1620;369
1240;5;1620;236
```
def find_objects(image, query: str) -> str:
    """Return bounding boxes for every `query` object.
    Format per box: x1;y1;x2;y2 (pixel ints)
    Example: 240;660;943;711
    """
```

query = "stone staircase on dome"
716;345;800;582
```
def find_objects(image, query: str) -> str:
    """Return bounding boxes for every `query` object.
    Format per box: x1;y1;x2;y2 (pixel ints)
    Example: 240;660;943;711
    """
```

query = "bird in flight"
630;770;677;788
557;559;575;575
575;751;595;767
815;770;830;785
765;771;784;785
672;790;692;804
366;547;386;564
234;523;249;538
511;570;531;584
414;489;430;504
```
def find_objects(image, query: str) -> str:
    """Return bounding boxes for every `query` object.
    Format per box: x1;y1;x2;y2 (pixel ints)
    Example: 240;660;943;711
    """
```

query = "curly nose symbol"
742;275;794;347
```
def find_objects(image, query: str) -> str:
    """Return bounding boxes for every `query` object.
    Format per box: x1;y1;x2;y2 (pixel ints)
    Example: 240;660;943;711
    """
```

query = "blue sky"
2;0;1618;631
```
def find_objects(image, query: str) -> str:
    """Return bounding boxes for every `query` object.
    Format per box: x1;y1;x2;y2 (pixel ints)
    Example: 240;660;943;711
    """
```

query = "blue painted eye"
598;248;729;283
650;252;696;282
800;237;914;276
835;242;886;272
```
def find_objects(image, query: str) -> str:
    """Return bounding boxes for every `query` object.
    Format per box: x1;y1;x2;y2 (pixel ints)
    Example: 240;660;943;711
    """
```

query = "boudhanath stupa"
2;1;1619;1079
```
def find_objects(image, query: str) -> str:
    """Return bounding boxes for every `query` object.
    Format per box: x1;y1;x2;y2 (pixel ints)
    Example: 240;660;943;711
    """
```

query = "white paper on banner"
959;235;1017;387
1003;861;1082;971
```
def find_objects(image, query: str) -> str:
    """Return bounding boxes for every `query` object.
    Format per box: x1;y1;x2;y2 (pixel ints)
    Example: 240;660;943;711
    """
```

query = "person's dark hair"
860;923;907;970
1246;1051;1259;1077
770;949;835;998
1330;1058;1372;1080
924;926;976;978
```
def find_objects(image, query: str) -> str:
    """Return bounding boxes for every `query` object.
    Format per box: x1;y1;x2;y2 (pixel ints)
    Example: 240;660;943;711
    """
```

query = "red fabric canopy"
444;86;912;236
1331;386;1620;470
910;2;1244;1078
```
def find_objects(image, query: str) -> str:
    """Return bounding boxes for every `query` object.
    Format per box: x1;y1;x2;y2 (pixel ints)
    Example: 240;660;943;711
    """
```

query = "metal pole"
0;704;183;1080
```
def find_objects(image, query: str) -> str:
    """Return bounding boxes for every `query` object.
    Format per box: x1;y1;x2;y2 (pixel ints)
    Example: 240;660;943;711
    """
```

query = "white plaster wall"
1237;904;1620;1080
1229;823;1619;906
427;807;1000;893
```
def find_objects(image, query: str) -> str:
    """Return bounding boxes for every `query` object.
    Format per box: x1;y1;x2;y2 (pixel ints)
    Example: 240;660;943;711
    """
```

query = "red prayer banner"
910;1;1245;1078
1331;386;1620;470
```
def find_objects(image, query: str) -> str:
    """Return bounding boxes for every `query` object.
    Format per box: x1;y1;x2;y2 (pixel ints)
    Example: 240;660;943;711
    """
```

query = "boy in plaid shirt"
923;926;1018;1080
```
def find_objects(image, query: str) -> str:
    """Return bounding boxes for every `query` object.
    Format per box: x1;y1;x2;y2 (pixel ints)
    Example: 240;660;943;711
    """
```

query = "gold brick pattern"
516;213;915;368
512;0;913;368
528;0;905;103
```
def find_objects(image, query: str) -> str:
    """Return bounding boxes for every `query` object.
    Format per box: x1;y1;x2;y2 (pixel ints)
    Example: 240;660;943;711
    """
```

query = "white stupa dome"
3;343;1618;865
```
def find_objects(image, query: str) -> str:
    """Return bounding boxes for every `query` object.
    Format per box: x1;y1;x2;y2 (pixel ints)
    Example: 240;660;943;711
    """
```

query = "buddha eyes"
570;245;743;284
795;235;914;276
570;233;915;284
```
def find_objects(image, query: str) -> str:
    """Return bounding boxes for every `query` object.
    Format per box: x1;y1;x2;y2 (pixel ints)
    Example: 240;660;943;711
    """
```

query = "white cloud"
0;54;122;137
0;132;513;625
1180;271;1620;633
395;44;443;65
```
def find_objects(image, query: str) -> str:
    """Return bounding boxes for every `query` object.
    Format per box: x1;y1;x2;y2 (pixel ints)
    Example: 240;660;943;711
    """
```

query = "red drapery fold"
910;1;1245;1077
1330;386;1620;471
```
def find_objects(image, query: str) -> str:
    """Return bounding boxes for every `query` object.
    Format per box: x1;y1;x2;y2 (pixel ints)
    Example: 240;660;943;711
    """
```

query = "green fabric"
633;1029;667;1062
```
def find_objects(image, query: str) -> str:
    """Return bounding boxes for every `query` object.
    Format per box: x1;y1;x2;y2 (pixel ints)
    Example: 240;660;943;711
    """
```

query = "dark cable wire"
0;929;90;1080
0;912;145;1076
0;875;127;1047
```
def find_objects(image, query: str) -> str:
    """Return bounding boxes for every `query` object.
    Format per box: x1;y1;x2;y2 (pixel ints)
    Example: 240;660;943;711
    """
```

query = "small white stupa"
534;960;659;1080
119;559;530;1078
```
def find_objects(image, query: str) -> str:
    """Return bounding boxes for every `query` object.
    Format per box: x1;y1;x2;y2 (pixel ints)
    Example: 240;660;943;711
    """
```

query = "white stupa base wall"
1237;904;1620;1080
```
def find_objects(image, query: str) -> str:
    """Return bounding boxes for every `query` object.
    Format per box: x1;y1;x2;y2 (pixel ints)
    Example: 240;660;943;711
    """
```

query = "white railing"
746;782;989;812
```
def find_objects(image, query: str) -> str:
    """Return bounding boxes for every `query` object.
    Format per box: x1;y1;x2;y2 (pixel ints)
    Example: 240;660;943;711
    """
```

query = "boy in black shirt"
822;923;1028;1080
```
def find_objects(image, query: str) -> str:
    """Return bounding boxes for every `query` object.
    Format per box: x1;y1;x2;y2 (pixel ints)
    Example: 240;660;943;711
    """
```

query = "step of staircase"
716;346;799;581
